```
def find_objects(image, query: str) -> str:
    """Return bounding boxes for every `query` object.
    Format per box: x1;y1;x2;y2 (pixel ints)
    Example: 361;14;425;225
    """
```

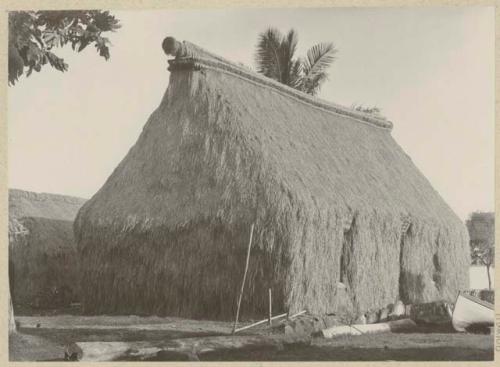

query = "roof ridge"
9;188;87;204
162;37;393;131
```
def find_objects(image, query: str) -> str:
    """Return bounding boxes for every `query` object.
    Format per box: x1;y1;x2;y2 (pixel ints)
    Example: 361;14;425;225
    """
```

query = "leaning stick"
234;312;287;333
288;310;307;319
268;288;272;326
232;224;255;333
234;310;307;333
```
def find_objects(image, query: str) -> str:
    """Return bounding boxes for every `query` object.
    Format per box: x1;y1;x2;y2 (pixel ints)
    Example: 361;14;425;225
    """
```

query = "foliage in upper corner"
254;28;337;96
8;10;121;85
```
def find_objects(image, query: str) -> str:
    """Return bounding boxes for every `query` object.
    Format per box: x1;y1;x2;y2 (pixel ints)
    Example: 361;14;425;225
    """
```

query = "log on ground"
321;319;417;339
65;335;284;361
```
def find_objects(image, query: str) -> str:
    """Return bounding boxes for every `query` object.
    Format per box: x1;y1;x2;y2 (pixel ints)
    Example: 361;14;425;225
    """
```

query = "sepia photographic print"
3;1;497;363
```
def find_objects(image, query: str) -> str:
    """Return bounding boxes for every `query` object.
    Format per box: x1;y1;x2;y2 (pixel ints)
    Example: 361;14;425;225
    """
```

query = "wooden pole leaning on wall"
234;310;307;333
268;288;272;326
232;223;255;334
234;312;287;333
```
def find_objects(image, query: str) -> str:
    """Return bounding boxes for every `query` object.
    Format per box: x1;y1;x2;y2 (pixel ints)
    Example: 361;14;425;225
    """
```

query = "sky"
8;6;494;221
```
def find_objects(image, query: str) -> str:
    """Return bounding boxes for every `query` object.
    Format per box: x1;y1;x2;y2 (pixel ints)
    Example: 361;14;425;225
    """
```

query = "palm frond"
301;42;337;94
282;29;298;60
255;28;284;82
301;71;329;96
288;58;303;90
254;29;338;95
303;42;337;77
279;29;298;84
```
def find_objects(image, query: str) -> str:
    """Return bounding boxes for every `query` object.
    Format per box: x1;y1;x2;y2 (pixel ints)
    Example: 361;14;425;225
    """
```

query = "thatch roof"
9;188;86;220
75;37;469;320
9;189;86;307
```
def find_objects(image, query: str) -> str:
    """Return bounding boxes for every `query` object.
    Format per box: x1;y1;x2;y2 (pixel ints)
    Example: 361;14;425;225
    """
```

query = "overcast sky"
8;6;494;221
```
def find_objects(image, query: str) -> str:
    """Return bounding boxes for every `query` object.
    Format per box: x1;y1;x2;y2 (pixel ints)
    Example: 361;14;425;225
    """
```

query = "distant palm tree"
255;28;337;96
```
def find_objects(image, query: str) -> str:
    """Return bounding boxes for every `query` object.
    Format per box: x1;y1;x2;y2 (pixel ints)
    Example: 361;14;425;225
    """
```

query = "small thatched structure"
9;189;86;308
75;37;469;320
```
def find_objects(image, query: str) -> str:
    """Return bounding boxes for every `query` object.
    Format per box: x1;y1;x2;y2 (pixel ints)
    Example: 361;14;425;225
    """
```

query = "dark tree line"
466;212;494;290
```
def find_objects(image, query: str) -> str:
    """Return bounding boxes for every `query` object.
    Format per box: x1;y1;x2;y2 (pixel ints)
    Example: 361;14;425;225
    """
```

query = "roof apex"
162;36;393;131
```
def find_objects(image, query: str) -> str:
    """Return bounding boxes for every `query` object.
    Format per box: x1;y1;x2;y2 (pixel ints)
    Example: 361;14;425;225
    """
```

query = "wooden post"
232;224;255;334
268;288;272;326
234;312;288;333
9;291;16;334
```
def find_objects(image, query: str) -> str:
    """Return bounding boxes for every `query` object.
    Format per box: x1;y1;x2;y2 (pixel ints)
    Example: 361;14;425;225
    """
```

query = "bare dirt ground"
200;332;494;361
9;315;494;361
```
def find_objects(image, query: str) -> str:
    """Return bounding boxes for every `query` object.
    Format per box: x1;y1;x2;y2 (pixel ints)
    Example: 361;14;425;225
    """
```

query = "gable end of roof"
163;37;394;131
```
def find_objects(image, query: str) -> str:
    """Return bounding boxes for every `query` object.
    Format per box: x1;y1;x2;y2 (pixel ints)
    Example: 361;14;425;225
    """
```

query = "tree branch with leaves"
8;10;120;85
7;9;120;334
466;212;495;290
472;246;494;290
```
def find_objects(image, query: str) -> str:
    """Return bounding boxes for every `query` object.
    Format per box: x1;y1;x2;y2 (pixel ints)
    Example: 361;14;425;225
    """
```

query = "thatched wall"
75;38;469;320
9;189;86;308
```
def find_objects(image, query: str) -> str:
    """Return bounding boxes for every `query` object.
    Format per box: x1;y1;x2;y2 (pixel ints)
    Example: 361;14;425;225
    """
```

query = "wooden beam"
234;310;307;333
232;224;255;333
288;310;307;319
234;312;286;333
268;288;272;326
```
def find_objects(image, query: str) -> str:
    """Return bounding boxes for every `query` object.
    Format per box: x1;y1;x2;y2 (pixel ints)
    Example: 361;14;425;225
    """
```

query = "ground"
9;315;494;361
201;332;494;361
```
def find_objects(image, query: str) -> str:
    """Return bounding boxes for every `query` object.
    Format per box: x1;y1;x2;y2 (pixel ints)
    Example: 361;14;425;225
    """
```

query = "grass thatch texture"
399;221;469;305
9;189;86;220
10;217;80;307
75;54;469;320
9;189;86;308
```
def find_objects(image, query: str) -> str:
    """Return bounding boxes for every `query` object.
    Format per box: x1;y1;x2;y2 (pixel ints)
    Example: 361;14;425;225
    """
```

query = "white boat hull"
452;292;494;332
321;319;416;338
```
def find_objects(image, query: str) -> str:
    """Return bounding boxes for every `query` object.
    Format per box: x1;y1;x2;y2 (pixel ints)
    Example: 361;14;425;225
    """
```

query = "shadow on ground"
10;327;494;362
198;343;494;361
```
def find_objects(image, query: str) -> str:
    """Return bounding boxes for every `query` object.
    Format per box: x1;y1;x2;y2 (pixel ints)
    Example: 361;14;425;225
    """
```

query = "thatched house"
75;37;469;320
9;189;86;309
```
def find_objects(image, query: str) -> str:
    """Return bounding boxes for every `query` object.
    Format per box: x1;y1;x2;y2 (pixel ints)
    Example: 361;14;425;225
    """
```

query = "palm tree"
255;28;337;96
